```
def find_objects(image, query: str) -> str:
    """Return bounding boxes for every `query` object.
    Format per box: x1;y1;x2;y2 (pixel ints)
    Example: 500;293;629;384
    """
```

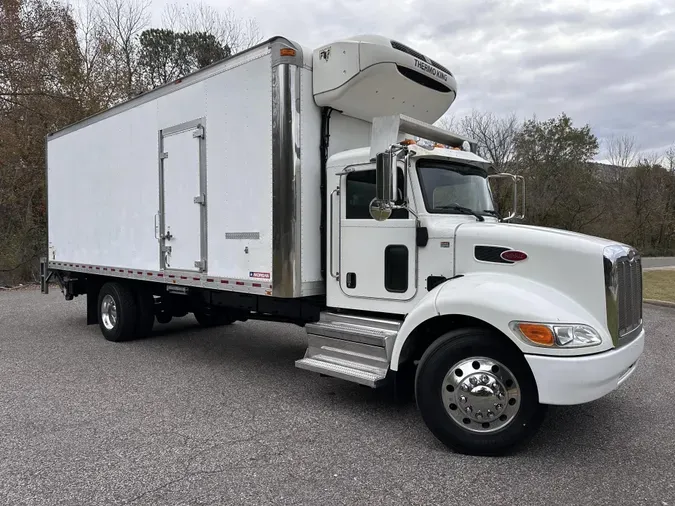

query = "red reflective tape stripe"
180;276;187;280
168;275;175;278
147;273;153;276
95;267;100;270
137;271;142;274
103;268;108;271
193;277;200;281
236;281;244;286
157;273;163;277
221;280;228;284
207;278;214;282
252;283;261;288
128;270;133;273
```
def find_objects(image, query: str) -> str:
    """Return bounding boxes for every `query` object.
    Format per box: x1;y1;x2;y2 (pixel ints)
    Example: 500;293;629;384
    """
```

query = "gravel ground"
0;288;673;506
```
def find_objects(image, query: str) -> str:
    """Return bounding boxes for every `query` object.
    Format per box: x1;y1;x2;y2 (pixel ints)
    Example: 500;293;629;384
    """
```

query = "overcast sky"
150;0;675;160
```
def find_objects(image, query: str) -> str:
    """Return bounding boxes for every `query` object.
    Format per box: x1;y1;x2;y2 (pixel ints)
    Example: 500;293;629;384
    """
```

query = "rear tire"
415;327;546;456
97;281;138;342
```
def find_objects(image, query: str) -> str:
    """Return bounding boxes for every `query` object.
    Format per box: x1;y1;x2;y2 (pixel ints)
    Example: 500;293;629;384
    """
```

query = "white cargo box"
47;37;374;298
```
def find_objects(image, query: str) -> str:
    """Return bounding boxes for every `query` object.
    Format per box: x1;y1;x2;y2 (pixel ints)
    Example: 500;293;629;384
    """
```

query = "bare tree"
161;1;263;54
664;145;675;172
605;134;639;168
459;110;520;172
434;114;459;133
94;0;150;98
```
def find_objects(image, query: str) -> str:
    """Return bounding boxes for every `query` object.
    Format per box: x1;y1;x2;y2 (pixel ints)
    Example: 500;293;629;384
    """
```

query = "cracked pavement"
1;288;674;505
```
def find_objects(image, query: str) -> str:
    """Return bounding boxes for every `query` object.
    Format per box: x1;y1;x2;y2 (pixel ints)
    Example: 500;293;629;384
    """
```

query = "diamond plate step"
295;355;388;387
296;312;401;388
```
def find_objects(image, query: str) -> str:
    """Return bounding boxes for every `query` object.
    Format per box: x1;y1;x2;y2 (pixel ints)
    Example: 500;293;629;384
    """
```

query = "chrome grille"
616;255;642;337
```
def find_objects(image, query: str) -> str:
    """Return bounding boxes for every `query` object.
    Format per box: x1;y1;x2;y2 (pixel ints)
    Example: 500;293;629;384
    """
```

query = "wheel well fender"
390;272;610;370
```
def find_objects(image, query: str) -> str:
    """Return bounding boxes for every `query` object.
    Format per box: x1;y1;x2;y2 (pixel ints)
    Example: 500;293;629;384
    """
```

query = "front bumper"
525;329;645;405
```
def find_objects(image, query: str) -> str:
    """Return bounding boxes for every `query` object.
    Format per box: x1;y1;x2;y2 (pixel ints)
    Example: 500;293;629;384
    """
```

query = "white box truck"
42;34;645;455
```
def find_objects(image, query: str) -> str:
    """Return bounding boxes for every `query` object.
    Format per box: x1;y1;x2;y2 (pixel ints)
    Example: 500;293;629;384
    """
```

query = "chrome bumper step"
295;312;401;388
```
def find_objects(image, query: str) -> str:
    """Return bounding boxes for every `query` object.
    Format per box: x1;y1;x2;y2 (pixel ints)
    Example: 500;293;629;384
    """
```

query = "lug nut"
497;393;505;400
495;403;503;411
470;377;478;386
460;396;467;404
476;411;483;419
465;407;472;414
487;410;494;418
461;384;470;392
480;375;489;384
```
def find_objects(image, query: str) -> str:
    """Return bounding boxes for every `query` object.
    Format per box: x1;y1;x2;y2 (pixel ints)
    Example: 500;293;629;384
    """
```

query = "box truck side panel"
205;50;274;282
47;99;161;270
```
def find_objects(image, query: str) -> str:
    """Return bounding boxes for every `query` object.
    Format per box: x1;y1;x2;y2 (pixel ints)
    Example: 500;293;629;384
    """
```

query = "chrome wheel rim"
442;357;521;433
100;294;118;331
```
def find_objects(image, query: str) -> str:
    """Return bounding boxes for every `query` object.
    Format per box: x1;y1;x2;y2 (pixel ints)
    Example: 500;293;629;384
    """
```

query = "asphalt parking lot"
0;288;673;506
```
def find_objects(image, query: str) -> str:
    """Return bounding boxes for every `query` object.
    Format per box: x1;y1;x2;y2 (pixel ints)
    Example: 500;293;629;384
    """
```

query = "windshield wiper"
482;209;501;219
436;204;485;222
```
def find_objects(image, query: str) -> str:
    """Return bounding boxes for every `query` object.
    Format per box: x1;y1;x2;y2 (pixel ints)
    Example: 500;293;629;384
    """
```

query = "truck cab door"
337;165;417;301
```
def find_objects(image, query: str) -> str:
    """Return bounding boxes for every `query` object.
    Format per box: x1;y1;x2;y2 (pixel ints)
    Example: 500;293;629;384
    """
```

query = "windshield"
416;159;495;215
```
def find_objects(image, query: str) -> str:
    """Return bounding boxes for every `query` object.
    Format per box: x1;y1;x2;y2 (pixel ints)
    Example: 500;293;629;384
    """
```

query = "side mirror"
370;149;398;221
487;173;525;221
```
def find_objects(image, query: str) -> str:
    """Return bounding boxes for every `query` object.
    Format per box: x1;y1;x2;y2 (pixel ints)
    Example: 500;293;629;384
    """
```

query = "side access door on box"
158;119;208;273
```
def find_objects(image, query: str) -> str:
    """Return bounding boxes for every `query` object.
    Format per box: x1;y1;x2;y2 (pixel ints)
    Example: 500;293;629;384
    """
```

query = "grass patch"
643;269;675;302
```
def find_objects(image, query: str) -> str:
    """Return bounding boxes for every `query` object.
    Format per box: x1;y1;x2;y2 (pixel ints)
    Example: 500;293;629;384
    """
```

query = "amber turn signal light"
517;323;555;346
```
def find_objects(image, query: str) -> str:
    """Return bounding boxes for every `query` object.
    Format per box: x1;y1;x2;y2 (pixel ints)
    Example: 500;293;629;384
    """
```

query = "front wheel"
415;328;546;456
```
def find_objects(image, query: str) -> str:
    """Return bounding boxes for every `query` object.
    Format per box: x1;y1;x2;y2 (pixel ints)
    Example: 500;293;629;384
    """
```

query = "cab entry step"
295;312;401;388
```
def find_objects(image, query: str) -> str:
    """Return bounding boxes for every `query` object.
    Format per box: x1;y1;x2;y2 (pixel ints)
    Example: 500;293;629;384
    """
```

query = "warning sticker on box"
249;271;271;280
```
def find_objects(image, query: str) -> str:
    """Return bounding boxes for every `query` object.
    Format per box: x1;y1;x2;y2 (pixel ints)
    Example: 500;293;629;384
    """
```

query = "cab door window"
345;169;408;219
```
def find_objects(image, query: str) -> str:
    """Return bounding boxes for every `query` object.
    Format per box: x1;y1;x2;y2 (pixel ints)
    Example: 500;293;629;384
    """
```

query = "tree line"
438;111;675;258
1;0;673;285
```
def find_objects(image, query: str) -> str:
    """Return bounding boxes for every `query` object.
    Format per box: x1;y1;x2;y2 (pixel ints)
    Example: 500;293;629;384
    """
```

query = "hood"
453;222;621;329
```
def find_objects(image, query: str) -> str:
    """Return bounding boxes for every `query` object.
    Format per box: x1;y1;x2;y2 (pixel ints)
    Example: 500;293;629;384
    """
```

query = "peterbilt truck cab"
297;112;645;455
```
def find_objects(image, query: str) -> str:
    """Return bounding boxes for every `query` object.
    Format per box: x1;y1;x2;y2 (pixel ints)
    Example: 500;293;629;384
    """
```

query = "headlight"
510;322;602;348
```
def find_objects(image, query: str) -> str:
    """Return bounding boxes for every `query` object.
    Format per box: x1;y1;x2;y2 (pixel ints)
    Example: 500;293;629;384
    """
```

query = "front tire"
415;327;546;456
97;282;138;342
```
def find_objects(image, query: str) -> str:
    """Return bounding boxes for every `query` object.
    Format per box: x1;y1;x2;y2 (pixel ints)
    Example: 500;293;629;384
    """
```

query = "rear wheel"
415;327;546;456
97;281;138;342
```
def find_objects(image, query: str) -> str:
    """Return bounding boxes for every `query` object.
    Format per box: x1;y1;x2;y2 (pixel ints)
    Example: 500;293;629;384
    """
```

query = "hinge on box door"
194;260;206;271
193;194;206;205
160;152;168;159
161;244;172;254
192;126;204;139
